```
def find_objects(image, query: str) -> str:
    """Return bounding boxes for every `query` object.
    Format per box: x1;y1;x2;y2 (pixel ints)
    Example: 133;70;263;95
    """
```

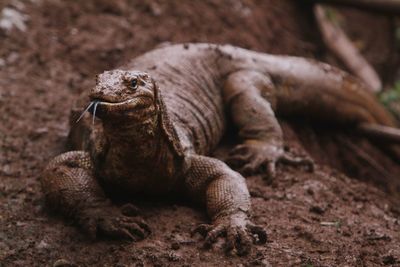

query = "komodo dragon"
41;43;396;255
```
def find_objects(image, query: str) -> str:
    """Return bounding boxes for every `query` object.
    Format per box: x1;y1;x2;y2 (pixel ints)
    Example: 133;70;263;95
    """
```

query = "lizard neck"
101;116;181;184
102;116;165;160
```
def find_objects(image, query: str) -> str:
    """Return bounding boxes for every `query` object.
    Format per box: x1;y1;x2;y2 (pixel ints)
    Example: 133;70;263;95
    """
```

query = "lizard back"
123;44;228;155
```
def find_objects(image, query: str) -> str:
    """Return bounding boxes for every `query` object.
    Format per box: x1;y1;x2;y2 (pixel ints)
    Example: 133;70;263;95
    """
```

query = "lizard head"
81;69;183;156
87;69;159;123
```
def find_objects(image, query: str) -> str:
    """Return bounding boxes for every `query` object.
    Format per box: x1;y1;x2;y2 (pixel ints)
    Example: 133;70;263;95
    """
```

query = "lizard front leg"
223;70;313;179
184;155;266;255
41;151;150;241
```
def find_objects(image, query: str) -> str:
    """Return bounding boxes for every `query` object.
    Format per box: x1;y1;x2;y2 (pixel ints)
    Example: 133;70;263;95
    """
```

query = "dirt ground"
1;0;399;266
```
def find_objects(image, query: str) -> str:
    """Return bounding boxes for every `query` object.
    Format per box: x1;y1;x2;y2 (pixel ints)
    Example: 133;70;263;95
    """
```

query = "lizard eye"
130;78;138;90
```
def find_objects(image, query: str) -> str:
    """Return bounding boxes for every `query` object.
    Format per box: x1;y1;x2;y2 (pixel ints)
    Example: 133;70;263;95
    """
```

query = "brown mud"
0;1;399;266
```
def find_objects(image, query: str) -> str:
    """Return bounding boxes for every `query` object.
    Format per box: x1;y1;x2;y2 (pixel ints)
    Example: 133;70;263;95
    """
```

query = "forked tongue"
75;100;100;125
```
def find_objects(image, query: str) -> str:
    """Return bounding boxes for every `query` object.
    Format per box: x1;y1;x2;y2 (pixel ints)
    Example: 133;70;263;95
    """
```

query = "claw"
97;218;150;241
121;222;146;239
227;141;314;178
229;145;254;161
229;144;249;155
135;219;151;234
279;153;314;172
224;228;236;253
192;216;267;255
80;217;98;240
227;154;252;167
235;228;252;256
247;223;268;244
120;203;140;217
98;220;137;241
239;162;258;176
204;224;225;248
79;206;151;242
265;161;276;179
191;224;212;237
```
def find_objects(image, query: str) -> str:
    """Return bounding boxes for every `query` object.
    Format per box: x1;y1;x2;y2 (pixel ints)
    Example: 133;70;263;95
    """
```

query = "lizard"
41;43;397;255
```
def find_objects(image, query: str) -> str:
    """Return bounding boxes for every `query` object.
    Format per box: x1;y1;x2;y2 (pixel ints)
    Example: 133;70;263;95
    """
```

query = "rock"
36;240;50;250
0;8;27;32
53;259;75;267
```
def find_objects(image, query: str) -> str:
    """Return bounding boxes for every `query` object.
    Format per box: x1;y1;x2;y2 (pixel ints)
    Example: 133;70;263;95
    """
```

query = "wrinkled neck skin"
102;114;165;161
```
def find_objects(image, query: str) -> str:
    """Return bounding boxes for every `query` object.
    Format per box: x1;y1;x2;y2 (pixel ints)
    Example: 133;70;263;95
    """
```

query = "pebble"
53;259;74;267
36;240;50;250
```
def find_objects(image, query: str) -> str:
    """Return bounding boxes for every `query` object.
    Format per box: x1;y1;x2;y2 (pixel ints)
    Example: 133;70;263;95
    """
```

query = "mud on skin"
41;43;396;255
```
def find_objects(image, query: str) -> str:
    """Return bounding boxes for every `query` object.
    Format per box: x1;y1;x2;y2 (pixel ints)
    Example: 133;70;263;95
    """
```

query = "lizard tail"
246;51;397;127
219;44;396;127
275;68;397;127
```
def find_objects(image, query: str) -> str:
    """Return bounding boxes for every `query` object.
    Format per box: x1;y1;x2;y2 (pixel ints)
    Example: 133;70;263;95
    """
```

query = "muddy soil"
0;0;399;266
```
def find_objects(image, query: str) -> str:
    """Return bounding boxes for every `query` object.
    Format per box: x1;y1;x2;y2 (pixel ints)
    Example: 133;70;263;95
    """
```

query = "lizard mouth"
91;97;152;110
92;96;153;114
75;96;154;123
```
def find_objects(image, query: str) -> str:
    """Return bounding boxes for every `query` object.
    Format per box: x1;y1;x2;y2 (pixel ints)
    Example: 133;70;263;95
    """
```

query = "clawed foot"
227;140;314;179
192;212;267;256
79;203;151;241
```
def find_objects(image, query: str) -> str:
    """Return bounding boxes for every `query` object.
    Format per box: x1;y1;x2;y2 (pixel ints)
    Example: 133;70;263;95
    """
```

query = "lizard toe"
263;160;276;180
229;144;251;156
246;223;268;244
195;214;266;255
79;205;151;241
97;219;137;241
97;216;150;241
224;226;253;256
226;154;252;169
203;224;226;248
239;162;260;176
80;216;99;240
134;218;151;234
120;221;147;240
236;227;253;256
278;152;314;172
191;223;212;238
239;156;269;176
120;203;140;217
192;223;229;249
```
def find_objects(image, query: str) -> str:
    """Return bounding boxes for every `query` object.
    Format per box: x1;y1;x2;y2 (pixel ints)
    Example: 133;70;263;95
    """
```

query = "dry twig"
357;123;400;144
308;0;400;14
314;4;382;92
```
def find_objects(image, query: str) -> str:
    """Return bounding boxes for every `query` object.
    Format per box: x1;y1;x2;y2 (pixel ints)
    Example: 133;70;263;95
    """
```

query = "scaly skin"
41;43;396;255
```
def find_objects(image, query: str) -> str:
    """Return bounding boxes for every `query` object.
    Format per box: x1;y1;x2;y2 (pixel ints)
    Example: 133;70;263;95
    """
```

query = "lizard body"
41;43;396;254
